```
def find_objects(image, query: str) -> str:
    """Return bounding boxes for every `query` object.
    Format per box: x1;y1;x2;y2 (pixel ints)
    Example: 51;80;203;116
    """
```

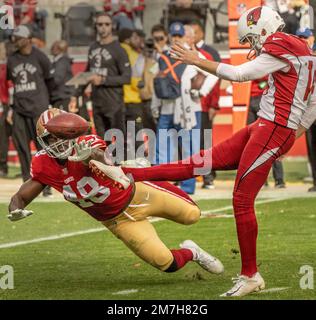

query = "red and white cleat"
89;160;131;190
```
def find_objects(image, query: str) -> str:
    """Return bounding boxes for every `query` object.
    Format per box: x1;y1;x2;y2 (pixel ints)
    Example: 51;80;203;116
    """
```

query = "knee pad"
183;206;201;225
151;250;174;271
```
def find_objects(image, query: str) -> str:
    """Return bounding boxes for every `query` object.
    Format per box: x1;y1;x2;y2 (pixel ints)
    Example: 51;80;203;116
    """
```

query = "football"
44;112;89;139
191;72;206;90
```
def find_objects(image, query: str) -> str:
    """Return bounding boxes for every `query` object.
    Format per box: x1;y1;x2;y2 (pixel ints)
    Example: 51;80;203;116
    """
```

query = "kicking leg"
121;125;252;182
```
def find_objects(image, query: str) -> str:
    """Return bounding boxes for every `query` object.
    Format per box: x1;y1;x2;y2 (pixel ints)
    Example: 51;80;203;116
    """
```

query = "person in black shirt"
69;13;131;145
7;25;54;189
50;40;74;111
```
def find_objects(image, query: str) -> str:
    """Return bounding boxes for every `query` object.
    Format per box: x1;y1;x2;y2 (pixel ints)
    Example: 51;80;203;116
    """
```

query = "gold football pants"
102;182;201;271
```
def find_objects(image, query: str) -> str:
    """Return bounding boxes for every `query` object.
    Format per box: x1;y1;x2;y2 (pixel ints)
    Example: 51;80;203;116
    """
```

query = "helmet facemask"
240;33;262;60
37;131;75;159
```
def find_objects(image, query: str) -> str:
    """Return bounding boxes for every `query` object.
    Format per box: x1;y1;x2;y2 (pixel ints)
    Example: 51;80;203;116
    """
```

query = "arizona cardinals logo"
247;7;262;27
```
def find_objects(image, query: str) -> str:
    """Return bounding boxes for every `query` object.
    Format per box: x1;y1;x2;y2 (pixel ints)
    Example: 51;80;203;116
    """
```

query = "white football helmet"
237;6;285;58
36;108;75;159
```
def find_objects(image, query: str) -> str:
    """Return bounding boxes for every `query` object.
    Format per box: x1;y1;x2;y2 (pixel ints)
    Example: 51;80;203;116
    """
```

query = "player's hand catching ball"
8;209;33;222
68;140;93;162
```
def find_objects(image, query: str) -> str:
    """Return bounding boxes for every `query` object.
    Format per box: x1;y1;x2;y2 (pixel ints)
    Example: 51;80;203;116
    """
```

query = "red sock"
170;249;194;270
233;192;258;277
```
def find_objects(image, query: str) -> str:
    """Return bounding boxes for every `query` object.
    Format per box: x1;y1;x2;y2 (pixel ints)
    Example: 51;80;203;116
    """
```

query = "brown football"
191;72;206;90
45;113;89;139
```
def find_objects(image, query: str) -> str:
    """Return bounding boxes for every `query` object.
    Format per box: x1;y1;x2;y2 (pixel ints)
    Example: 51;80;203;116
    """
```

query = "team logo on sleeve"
247;7;262;26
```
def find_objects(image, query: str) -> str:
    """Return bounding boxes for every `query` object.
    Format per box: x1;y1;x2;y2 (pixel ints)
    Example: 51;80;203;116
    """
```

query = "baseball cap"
169;22;185;37
296;27;313;38
12;25;32;39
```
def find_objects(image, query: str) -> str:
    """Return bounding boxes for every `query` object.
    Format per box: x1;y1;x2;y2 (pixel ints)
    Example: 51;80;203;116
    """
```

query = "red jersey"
30;135;133;221
259;32;316;129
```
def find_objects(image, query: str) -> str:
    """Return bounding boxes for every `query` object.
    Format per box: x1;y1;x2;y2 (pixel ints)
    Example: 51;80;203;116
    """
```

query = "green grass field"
0;197;315;300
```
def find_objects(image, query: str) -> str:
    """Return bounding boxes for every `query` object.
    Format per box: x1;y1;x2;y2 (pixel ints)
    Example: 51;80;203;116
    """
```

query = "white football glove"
8;209;33;222
68;140;93;162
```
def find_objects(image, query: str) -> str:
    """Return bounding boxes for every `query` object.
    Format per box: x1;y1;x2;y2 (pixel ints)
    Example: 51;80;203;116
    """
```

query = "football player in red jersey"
8;108;224;278
91;6;316;296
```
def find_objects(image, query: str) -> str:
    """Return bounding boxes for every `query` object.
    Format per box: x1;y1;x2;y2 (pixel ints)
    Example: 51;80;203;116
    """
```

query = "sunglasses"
154;36;165;42
96;22;112;27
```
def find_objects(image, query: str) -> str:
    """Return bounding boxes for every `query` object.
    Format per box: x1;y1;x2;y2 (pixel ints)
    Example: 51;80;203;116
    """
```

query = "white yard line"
112;289;139;295
0;197;290;250
259;287;290;294
0;227;105;249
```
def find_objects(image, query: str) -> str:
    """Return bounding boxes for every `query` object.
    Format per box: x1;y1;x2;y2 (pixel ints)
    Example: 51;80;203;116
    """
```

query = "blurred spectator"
175;0;193;8
247;77;286;188
151;24;169;60
135;29;146;52
190;19;221;189
69;13;131;148
4;0;37;26
119;28;145;158
6;25;54;189
152;22;218;194
104;0;145;30
296;27;315;49
50;40;74;111
162;0;207;28
191;20;221;62
128;32;158;136
4;0;46;47
0;44;11;178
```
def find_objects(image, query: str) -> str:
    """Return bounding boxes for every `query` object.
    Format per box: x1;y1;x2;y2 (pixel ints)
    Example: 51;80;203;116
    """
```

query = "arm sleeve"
216;53;289;82
103;46;131;87
300;91;316;129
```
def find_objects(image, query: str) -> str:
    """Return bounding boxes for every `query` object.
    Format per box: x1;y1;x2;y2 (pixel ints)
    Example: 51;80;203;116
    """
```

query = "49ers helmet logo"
247;7;262;26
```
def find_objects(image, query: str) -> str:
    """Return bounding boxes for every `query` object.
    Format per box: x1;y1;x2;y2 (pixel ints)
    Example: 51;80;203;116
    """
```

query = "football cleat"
180;240;224;274
220;272;265;297
120;158;151;168
89;160;131;190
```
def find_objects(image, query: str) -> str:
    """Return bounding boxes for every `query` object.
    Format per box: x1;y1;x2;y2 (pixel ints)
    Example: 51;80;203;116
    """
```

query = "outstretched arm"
8;179;45;221
171;43;288;81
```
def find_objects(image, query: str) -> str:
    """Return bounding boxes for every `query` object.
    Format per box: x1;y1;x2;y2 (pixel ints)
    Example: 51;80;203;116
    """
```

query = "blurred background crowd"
0;0;316;196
